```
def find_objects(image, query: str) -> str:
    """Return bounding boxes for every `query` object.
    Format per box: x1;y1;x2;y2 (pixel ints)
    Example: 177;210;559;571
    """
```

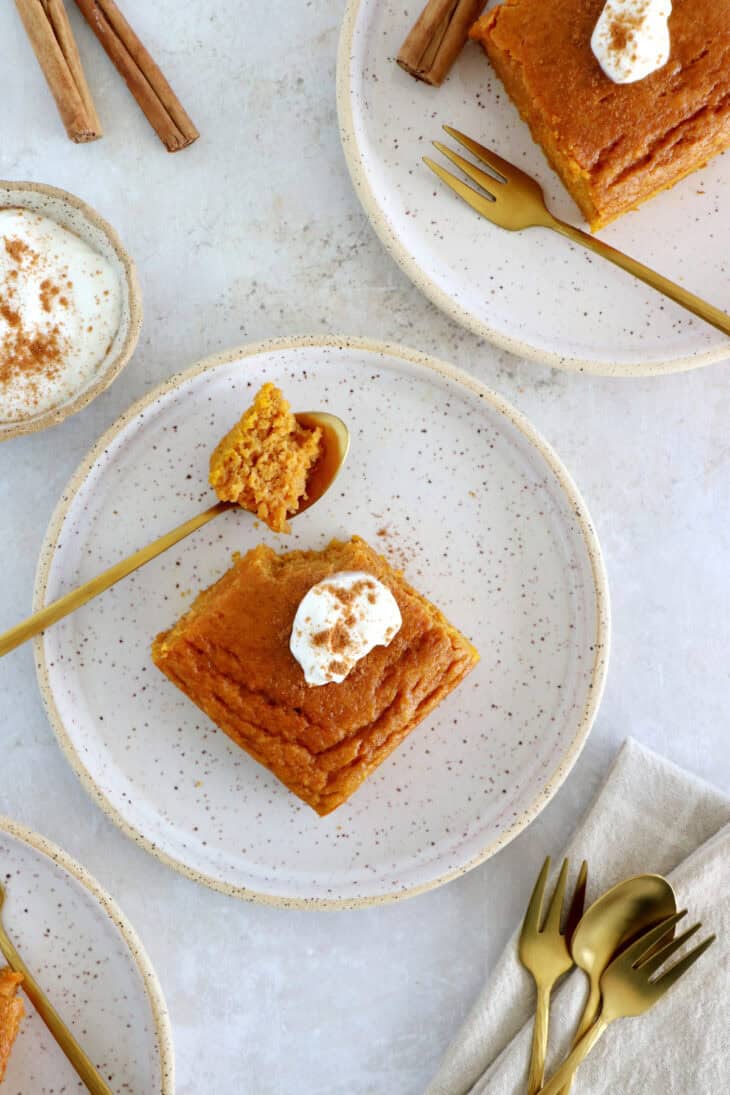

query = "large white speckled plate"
34;337;609;907
337;0;730;375
0;817;173;1093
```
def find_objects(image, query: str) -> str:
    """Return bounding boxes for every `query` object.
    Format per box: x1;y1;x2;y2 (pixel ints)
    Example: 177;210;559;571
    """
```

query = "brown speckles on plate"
0;817;173;1093
33;336;609;908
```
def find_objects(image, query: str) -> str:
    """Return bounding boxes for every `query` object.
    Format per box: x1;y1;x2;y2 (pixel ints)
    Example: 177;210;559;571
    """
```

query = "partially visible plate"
35;336;609;907
337;0;730;375
0;817;173;1094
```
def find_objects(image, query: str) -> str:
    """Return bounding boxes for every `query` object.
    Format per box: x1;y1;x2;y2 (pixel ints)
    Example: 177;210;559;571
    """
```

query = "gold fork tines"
426;126;730;336
0;882;114;1094
538;910;716;1095
518;857;588;1095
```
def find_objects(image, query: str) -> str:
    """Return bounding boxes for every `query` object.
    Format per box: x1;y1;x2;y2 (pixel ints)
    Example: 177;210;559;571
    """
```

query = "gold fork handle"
0;927;113;1094
0;501;229;658
551;219;730;337
527;983;552;1095
537;1017;609;1095
555;979;601;1095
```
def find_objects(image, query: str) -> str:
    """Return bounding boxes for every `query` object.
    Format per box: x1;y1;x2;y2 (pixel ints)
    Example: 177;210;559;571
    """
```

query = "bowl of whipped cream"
0;181;142;439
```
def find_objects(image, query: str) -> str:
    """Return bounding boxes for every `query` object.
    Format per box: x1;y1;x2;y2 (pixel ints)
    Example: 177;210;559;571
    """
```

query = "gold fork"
0;882;113;1094
425;127;730;337
538;910;715;1095
518;857;588;1095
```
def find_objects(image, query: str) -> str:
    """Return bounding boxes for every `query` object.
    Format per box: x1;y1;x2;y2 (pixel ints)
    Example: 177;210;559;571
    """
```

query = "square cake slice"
0;969;24;1083
470;0;730;229
152;536;479;815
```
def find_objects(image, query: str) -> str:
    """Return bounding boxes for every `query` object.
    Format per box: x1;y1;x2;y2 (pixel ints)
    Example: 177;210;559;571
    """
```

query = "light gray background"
1;3;728;1092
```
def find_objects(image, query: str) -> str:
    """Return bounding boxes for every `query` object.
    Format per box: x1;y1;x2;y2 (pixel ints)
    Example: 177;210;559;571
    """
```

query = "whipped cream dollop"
591;0;672;85
290;571;402;686
0;208;121;423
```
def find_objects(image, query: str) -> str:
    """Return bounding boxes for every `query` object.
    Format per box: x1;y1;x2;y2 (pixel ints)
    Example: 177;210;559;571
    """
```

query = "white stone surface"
0;2;728;1092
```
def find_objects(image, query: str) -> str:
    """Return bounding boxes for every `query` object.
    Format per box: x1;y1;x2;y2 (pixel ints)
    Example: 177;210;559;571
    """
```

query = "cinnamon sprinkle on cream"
591;0;672;85
291;571;402;686
0;207;121;424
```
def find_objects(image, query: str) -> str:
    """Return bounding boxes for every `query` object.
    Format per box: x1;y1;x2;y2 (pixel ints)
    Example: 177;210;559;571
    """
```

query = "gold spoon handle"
537;1018;608;1095
555;980;601;1095
0;925;113;1094
552;219;730;337
527;983;551;1095
0;501;229;657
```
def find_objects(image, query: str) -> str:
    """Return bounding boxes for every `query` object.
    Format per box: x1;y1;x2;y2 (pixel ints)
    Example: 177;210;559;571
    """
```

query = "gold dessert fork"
538;910;715;1095
425;127;730;337
0;881;113;1094
518;856;588;1095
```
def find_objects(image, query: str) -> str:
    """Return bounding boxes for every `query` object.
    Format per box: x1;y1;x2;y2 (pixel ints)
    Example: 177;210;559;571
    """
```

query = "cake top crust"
472;0;730;179
156;536;473;750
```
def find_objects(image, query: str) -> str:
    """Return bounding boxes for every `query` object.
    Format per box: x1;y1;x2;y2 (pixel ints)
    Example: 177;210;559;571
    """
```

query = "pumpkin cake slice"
209;382;323;533
470;0;730;229
0;969;24;1083
152;536;479;816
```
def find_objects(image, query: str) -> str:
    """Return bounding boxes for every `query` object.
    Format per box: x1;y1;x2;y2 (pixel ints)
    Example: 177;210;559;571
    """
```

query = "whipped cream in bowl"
290;570;402;686
0;182;141;440
592;0;672;85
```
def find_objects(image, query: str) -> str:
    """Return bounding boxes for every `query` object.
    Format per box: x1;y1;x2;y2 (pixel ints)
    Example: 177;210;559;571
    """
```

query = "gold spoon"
0;412;350;658
556;873;676;1095
0;881;113;1094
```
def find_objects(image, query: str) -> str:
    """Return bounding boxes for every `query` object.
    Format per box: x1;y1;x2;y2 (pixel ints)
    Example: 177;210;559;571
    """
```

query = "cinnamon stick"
14;0;102;141
397;0;487;86
73;0;199;152
42;0;101;133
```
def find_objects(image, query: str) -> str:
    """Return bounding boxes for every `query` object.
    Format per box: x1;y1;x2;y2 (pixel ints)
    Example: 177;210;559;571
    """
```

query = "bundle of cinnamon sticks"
398;0;487;86
14;0;198;151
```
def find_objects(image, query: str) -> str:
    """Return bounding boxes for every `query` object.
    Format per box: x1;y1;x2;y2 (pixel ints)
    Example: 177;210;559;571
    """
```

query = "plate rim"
0;814;175;1093
336;0;729;377
33;333;611;909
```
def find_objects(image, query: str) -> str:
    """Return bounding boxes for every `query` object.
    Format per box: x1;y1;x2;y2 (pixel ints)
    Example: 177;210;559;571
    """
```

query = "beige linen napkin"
427;739;730;1095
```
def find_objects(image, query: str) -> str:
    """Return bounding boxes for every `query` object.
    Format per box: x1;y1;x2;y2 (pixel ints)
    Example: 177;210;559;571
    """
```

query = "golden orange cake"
209;382;323;533
152;536;479;815
470;0;730;229
0;969;23;1083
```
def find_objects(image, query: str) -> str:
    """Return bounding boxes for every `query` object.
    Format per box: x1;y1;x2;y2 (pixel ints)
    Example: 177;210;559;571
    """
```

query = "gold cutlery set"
517;857;714;1095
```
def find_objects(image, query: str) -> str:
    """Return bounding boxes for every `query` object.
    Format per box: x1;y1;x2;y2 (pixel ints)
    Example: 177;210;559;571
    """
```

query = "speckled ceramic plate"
0;817;173;1093
34;336;609;908
337;1;730;375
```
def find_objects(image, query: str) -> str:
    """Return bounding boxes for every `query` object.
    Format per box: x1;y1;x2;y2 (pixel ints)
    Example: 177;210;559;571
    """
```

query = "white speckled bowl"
33;336;610;908
0;181;142;440
0;816;174;1094
337;0;730;375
